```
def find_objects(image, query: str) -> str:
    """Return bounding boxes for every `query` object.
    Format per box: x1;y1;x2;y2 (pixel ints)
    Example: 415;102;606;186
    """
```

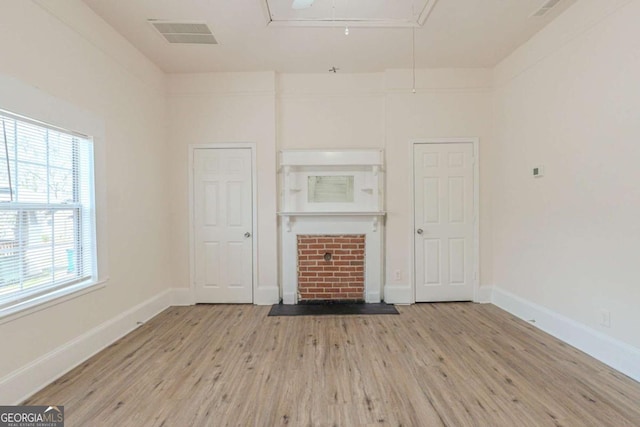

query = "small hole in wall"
324;252;332;262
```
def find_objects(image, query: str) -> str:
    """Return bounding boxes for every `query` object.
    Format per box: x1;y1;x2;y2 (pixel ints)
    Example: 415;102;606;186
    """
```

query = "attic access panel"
265;0;437;28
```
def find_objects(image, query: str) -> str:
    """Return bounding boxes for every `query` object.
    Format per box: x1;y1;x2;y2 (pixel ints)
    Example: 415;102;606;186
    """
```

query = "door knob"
416;229;424;235
244;232;251;238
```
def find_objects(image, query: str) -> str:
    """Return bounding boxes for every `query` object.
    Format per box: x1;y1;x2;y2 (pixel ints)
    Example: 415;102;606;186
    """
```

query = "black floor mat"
268;303;399;316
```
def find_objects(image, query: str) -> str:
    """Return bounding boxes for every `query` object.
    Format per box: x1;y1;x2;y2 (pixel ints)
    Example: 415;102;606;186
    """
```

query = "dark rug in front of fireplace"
268;302;399;316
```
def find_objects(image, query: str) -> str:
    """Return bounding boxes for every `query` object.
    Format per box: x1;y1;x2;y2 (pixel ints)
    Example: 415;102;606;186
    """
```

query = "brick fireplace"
297;235;365;302
278;149;385;304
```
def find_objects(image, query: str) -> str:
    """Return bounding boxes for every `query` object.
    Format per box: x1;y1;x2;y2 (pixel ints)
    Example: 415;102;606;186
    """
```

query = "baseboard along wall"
491;286;640;383
0;289;177;405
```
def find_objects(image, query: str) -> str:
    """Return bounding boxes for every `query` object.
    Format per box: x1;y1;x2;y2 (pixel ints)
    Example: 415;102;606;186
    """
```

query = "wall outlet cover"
598;309;611;328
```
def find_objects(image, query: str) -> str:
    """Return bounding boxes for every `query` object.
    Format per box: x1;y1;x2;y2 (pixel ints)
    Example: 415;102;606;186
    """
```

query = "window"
0;110;96;313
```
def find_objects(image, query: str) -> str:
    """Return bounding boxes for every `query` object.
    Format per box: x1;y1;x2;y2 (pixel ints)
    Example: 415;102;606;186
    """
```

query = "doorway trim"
188;143;258;304
410;138;480;303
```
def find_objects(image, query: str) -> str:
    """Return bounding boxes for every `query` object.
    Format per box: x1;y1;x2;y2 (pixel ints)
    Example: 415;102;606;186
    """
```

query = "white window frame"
0;76;108;324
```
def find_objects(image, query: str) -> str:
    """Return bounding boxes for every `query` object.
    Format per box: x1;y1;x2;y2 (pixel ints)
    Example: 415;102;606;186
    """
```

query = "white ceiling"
81;0;576;73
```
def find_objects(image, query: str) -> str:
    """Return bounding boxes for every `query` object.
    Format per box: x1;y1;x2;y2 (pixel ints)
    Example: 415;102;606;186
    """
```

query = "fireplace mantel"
278;211;386;232
278;149;386;304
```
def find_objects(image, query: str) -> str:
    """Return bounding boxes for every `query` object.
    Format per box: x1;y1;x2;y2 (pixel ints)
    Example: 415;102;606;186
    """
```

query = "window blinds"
0;110;96;310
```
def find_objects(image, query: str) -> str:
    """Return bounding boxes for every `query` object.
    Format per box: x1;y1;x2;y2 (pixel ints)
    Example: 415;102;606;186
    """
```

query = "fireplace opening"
297;234;365;303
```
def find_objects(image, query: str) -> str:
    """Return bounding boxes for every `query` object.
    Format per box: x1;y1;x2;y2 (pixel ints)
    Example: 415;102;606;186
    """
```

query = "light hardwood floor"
25;303;640;426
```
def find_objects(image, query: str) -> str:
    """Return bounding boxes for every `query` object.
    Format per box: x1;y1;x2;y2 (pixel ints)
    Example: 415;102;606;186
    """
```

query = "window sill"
0;278;109;326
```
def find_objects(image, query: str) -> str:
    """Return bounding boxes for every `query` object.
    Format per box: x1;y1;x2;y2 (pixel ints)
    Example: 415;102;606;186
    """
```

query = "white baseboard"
384;284;492;304
0;286;285;405
0;289;175;405
492;286;640;383
474;285;493;303
383;285;412;304
366;290;381;304
282;291;296;305
172;287;194;306
254;286;280;305
172;286;279;306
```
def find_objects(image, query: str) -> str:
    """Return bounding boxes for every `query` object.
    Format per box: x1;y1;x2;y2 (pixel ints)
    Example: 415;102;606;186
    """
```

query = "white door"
414;142;475;302
193;148;253;303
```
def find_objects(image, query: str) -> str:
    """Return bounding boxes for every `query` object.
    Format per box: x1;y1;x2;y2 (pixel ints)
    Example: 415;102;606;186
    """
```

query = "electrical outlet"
598;309;611;328
394;270;402;281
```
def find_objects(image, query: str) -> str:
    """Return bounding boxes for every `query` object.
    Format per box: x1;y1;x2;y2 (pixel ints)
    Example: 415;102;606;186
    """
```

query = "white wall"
0;0;172;402
165;70;492;305
278;70;493;301
278;73;386;150
492;0;640;349
166;72;279;304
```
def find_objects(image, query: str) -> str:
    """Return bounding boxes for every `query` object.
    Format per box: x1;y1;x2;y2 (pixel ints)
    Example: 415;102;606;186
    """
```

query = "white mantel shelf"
279;149;383;168
278;211;386;232
278;212;386;216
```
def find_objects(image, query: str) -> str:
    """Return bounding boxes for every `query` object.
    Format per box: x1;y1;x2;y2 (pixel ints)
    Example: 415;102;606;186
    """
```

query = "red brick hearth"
297;234;365;301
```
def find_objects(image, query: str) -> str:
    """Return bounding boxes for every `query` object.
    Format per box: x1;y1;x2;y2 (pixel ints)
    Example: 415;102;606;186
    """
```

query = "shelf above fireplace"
279;149;383;168
277;211;386;216
278;211;386;232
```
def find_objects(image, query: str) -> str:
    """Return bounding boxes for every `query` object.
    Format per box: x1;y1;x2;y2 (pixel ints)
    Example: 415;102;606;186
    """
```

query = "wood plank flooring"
25;303;640;426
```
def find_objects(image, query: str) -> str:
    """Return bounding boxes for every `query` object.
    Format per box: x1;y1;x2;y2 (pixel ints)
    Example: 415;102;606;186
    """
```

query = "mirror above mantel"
278;149;386;216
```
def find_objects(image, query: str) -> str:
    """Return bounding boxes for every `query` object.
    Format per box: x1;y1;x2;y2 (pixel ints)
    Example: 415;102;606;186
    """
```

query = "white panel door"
414;143;475;302
194;148;253;303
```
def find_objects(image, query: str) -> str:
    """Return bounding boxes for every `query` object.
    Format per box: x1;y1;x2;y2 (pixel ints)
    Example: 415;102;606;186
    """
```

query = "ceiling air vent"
148;20;217;44
531;0;562;17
